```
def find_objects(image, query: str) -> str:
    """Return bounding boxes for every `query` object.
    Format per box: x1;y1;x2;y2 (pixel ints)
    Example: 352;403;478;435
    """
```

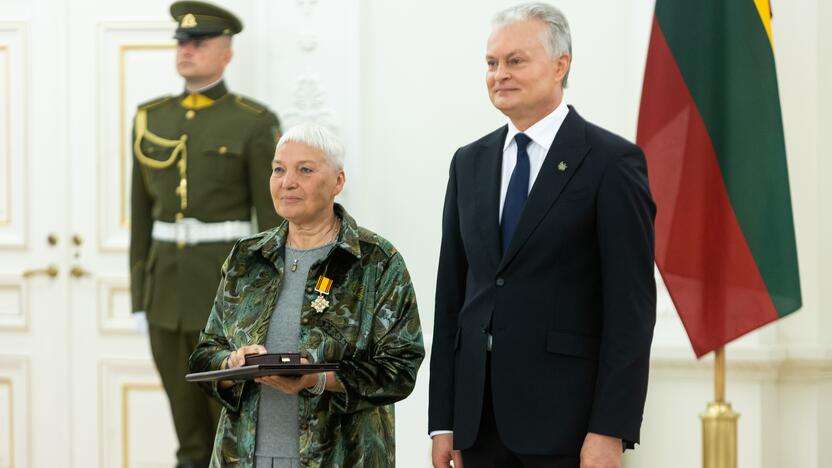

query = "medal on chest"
311;275;333;313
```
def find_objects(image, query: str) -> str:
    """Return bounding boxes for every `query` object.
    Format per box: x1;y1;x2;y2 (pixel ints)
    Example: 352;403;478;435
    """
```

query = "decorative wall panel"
0;24;28;249
0;276;26;331
97;277;133;334
0;356;29;468
99;359;176;468
97;23;178;252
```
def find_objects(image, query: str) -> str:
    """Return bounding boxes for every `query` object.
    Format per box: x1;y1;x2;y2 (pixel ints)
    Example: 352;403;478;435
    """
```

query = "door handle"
22;264;59;278
70;265;92;278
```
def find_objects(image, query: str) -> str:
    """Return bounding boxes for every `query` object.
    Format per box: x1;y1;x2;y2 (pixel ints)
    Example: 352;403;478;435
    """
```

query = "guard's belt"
152;219;252;245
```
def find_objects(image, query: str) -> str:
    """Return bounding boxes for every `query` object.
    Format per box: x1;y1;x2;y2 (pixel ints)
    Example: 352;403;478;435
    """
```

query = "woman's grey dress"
254;243;332;468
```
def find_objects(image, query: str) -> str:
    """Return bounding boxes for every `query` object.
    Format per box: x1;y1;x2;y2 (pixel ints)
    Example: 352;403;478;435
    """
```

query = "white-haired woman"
189;122;425;468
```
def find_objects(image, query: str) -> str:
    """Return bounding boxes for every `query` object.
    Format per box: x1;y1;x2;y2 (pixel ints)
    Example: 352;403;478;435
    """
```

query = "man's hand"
432;433;463;468
580;432;622;468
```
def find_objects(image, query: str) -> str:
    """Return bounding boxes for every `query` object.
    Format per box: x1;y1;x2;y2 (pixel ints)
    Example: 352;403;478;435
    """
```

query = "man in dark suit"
429;3;656;468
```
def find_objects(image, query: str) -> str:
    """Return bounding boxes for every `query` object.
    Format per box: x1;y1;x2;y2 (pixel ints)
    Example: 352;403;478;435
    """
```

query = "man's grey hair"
276;122;345;169
493;2;572;87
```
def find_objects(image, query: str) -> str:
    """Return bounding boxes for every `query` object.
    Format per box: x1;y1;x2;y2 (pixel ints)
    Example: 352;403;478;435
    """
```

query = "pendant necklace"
289;250;310;272
288;217;339;273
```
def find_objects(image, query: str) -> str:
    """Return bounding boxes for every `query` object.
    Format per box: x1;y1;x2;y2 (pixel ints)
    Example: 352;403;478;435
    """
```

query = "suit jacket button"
495;278;505;287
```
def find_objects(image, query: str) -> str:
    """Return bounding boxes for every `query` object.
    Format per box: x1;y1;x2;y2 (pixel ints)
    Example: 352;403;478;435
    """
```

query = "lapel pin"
557;161;568;172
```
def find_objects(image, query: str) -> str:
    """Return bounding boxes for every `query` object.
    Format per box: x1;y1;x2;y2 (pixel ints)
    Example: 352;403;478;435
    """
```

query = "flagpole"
715;346;725;402
702;347;738;468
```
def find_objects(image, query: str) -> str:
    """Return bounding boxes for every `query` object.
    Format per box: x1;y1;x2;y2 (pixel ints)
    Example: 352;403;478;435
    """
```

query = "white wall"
351;1;832;467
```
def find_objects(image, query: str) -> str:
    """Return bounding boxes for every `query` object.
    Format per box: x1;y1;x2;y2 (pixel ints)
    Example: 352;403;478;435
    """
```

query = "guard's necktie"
501;133;532;254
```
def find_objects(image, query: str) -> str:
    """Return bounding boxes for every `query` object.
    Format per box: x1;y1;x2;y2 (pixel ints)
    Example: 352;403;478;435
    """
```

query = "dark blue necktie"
501;133;531;254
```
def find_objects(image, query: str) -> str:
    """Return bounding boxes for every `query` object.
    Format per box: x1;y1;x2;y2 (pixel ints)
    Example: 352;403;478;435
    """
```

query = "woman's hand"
218;344;267;389
256;373;319;395
224;345;268;369
256;358;319;395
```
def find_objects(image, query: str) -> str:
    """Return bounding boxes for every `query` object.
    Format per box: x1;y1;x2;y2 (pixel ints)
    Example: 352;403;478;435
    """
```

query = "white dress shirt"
499;100;570;221
187;76;224;93
429;100;570;439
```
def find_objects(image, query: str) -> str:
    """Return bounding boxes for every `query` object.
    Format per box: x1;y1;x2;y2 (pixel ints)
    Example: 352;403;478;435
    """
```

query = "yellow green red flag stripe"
753;0;773;46
637;0;801;357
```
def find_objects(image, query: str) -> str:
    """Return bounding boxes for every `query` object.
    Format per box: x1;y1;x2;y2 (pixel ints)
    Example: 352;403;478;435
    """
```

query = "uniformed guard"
129;2;282;467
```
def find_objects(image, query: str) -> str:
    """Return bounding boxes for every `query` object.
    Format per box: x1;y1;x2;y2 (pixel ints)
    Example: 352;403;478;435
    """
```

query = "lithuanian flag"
637;0;801;357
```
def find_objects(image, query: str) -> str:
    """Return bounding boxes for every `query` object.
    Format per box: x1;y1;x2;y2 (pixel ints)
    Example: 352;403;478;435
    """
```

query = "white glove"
133;311;149;335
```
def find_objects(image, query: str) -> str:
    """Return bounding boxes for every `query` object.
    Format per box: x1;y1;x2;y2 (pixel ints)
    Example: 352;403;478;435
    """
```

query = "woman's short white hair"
493;2;572;87
275;122;345;169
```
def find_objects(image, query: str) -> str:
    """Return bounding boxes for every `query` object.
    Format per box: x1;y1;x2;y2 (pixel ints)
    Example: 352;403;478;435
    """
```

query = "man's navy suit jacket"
428;107;657;454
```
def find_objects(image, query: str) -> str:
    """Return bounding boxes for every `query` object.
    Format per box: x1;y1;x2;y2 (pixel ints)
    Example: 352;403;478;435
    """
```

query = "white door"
66;1;186;467
1;0;182;466
0;2;71;466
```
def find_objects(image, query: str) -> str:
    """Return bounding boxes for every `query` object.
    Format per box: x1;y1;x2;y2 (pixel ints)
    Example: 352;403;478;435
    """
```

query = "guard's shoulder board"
137;95;173;112
233;95;267;115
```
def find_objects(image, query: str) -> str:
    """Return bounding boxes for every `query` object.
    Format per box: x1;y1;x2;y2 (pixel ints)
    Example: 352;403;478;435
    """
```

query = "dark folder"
185;352;339;382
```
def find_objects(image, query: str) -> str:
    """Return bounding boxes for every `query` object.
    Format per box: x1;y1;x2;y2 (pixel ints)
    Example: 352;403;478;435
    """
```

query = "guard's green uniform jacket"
130;80;282;331
189;205;425;467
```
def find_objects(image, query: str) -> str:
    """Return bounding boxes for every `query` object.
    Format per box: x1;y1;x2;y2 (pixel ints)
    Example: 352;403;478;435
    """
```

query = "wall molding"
649;344;832;382
0;22;29;249
0;276;26;331
96;22;177;253
0;355;30;468
96;276;134;335
99;359;173;468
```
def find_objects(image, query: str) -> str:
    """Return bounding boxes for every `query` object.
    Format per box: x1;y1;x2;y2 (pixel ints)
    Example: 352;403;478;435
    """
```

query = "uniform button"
495;278;505;287
301;317;309;325
218;145;228;155
185;110;195;120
